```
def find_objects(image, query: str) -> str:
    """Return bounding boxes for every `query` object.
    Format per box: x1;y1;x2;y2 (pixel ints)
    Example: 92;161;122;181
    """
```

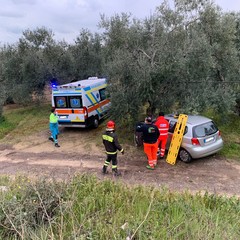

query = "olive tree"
69;29;103;80
5;27;56;104
99;0;240;124
0;48;6;120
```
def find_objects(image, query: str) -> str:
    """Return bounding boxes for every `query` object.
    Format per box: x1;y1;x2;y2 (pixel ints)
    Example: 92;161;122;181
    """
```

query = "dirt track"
0;126;240;197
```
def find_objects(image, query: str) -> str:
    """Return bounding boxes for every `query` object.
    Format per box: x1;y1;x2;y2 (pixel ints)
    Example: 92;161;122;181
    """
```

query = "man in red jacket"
154;112;169;159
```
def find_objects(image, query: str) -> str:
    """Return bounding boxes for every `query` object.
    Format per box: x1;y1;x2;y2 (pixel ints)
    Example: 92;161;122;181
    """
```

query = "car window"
169;120;188;135
193;121;218;138
99;88;107;101
169;121;177;133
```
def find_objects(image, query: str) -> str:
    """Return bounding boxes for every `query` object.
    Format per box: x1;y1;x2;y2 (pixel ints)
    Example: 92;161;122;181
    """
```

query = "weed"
0;175;239;239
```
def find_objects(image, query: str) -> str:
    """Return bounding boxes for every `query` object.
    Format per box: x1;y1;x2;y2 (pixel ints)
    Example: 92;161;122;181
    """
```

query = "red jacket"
154;116;169;139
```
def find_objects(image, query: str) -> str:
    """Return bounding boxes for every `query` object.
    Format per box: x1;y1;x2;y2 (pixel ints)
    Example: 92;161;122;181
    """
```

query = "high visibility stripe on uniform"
148;160;154;168
158;129;168;132
102;135;114;142
112;165;117;169
106;151;117;154
104;161;110;166
161;148;165;156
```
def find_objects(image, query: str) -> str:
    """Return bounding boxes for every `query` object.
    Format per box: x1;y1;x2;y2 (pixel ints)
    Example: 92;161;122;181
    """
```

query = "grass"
0;175;239;239
0;104;50;142
203;110;240;160
218;116;240;159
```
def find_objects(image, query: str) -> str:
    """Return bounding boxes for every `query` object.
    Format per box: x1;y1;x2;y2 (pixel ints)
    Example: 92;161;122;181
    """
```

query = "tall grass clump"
0;174;239;239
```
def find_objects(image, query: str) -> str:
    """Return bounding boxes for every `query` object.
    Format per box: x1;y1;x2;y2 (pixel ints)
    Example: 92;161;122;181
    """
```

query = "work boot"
112;169;121;176
102;166;108;174
55;143;60;147
146;165;155;170
49;137;54;142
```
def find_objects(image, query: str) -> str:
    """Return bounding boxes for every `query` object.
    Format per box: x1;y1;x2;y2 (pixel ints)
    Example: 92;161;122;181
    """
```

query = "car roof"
165;114;212;126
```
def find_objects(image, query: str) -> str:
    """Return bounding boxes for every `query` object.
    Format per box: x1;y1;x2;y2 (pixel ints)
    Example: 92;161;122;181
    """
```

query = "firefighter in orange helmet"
154;112;169;159
102;120;124;176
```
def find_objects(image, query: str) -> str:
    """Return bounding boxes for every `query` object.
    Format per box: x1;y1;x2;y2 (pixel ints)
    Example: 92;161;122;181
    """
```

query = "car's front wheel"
179;149;192;163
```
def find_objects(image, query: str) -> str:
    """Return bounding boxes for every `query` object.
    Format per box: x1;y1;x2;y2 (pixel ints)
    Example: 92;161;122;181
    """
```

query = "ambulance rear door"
53;91;87;127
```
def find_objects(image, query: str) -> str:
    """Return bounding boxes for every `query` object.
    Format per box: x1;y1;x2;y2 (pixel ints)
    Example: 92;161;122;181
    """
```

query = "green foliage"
70;30;103;79
100;0;240;122
0;175;239;239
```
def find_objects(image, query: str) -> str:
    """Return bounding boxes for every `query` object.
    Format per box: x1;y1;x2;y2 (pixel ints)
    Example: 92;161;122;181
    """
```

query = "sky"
1;0;240;45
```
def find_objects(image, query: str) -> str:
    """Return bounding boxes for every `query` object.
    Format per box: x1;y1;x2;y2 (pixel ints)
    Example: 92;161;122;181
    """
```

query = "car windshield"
193;121;218;138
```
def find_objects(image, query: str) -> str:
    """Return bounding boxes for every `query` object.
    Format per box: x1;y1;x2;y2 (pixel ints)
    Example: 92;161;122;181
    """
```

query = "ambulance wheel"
179;149;192;163
93;117;99;128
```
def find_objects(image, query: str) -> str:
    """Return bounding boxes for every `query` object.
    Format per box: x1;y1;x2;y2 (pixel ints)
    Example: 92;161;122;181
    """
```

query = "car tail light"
218;130;221;136
83;107;88;118
191;138;200;145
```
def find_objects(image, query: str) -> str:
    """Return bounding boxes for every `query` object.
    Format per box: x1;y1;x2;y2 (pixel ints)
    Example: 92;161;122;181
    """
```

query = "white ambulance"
51;77;111;128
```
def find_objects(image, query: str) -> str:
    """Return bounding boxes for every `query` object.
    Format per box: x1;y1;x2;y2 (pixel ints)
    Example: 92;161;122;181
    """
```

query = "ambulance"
51;77;111;128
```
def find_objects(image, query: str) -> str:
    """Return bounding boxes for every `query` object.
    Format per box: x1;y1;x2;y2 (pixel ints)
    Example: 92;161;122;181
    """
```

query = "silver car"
165;114;224;162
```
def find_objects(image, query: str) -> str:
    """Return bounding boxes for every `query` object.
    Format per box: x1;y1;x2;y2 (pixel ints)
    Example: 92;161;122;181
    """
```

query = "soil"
0;126;240;197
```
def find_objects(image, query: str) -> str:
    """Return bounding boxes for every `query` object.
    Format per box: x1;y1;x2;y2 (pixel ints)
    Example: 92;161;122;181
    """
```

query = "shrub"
0;177;67;239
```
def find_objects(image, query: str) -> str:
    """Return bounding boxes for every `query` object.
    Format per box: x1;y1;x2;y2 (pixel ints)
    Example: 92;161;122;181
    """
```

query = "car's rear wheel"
93;117;99;128
179;149;192;163
134;132;143;147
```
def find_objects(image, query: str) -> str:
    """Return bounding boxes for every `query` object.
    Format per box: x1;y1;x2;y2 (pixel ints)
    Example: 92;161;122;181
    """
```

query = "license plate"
59;115;67;119
204;137;214;143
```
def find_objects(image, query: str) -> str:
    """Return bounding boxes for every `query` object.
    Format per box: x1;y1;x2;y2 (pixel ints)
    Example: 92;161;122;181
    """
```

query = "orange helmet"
107;120;115;129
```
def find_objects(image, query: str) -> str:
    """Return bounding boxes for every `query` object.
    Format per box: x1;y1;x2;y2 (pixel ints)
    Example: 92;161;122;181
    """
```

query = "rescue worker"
102;120;124;176
136;116;160;169
49;108;60;147
154;112;169;159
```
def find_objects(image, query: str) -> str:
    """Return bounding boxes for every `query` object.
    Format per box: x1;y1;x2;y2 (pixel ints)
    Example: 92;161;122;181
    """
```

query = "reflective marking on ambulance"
83;84;107;116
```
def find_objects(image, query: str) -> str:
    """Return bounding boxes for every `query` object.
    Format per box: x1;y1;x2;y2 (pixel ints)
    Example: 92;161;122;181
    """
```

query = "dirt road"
0;126;240;197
